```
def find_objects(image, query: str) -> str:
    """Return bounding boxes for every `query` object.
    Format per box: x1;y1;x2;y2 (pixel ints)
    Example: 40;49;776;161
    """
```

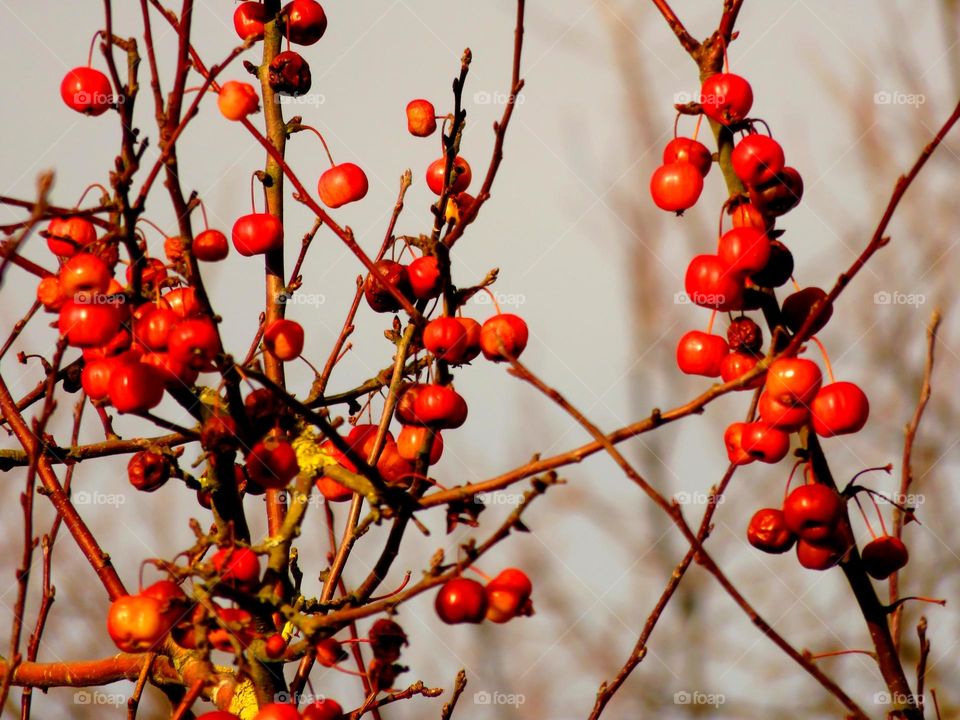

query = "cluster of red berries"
748;466;910;577
435;568;533;625
656;62;893;575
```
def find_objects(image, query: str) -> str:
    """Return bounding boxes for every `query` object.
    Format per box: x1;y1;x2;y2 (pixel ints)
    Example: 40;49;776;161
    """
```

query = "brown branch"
890;310;941;648
649;0;699;52
0;172;53;284
0;655;179;689
440;669;467;720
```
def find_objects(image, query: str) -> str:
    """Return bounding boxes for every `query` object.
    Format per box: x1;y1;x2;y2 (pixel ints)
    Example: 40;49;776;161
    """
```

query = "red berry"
163;287;204;319
407;256;442;299
730;202;768;231
675;330;728;377
318;163;369;208
395;383;425;425
413;384;468;428
193;229;230;262
61;67;113;115
301;699;345;720
684;255;743;311
750;240;794;288
126;257;168;289
376;443;413;486
485;568;532;624
765;358;822;406
435;577;486;624
700;73;753;125
480;314;529;362
211;547;261;588
167;318;220;371
723;422;753;466
81;357;118;400
108;361;165;413
750;166;803;217
234;1;268;40
796;538;845;571
718;227;770;275
133;306;178;351
283;0;328;45
781;287;833;336
59;299;123;348
264;634;287;659
364;260;411;313
757;391;808;431
253;703;301;720
140;351;198;388
406;99;437;137
246;439;300;490
426;156;472;195
731;134;785;186
396;426;443;464
217;81;259;121
315;637;347;667
60;253;113;298
107;594;167;652
810;382;869;437
662;137;712;176
46;217;97;257
232;213;283;256
263;319;305;361
423;317;468;362
650;162;703;213
720;351;765;388
456;317;482;362
740;422;790;464
783;484;844;543
127;450;170;492
861;536;908;580
747;508;796;554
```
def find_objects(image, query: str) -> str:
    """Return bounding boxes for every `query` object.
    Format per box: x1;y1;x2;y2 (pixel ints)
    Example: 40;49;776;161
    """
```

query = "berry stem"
87;30;104;68
810;336;836;384
297;124;337;167
197;198;210;231
467;565;492;582
481;287;503;315
853;494;878;539
808;649;876;661
783;459;806;503
706;309;717;335
692;113;703;142
137;217;172;239
868;490;889;537
74;183;110;207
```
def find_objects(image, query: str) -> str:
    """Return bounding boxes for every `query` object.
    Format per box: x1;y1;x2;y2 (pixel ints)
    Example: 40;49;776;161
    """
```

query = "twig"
891;310;941;647
440;669;467;720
